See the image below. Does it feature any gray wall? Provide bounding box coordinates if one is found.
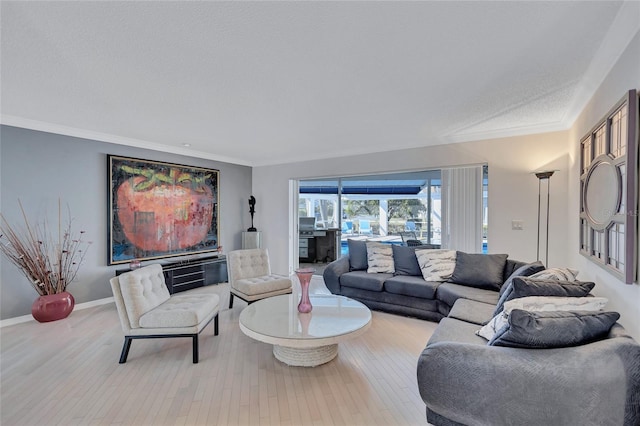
[253,131,570,275]
[0,125,252,320]
[567,29,640,341]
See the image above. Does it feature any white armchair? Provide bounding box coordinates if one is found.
[227,248,292,308]
[110,264,220,364]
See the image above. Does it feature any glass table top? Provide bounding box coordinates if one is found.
[239,294,371,341]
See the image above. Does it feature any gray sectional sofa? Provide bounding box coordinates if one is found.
[323,240,640,426]
[418,297,640,426]
[322,241,524,321]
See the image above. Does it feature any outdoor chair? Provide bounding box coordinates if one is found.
[400,231,428,247]
[227,248,292,309]
[110,264,220,364]
[341,221,353,235]
[400,231,440,248]
[359,219,372,235]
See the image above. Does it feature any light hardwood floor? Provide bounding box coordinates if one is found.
[1,281,437,426]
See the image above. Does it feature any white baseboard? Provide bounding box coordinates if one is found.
[0,296,114,328]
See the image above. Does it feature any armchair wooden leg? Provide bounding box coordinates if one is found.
[214,313,219,336]
[119,336,133,364]
[229,293,234,309]
[192,335,199,364]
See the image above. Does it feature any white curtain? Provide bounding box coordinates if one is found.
[441,166,483,253]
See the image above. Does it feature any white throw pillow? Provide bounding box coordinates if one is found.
[477,311,508,340]
[415,249,457,282]
[477,296,608,341]
[503,296,608,314]
[529,267,579,281]
[366,242,395,274]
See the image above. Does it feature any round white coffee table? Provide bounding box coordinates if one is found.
[239,294,372,367]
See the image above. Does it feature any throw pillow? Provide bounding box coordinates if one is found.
[529,267,579,281]
[415,249,457,282]
[503,296,608,313]
[449,252,509,290]
[391,245,421,276]
[478,295,608,341]
[488,310,620,348]
[348,239,368,271]
[499,261,546,296]
[477,311,509,340]
[493,277,595,316]
[366,242,395,274]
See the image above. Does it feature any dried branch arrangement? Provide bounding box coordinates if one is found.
[0,200,91,296]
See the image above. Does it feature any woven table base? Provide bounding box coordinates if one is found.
[273,344,338,367]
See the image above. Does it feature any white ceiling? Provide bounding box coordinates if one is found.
[1,1,638,167]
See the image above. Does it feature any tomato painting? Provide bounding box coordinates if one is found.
[108,156,219,264]
[116,176,214,252]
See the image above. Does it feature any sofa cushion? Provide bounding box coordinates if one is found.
[499,261,546,296]
[427,317,488,346]
[384,275,440,300]
[340,271,391,292]
[450,252,509,290]
[529,267,579,281]
[448,299,496,325]
[340,285,441,318]
[436,282,500,307]
[494,277,595,316]
[366,242,395,274]
[348,239,368,271]
[488,310,620,348]
[392,245,421,276]
[415,249,457,281]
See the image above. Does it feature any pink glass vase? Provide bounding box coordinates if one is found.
[295,268,315,313]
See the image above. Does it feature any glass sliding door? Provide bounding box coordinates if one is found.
[297,167,488,272]
[300,170,447,259]
[298,179,340,271]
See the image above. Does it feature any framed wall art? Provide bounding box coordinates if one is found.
[108,155,220,265]
[579,89,638,284]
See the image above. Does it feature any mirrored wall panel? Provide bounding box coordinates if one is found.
[579,90,638,284]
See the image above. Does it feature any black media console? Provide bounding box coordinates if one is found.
[116,255,228,294]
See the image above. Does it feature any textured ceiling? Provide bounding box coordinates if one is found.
[1,1,637,166]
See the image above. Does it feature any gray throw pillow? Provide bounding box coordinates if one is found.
[450,252,508,290]
[499,261,546,296]
[347,239,368,271]
[392,245,421,276]
[494,277,595,316]
[488,309,620,348]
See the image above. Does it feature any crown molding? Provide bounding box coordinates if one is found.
[0,115,253,167]
[442,121,568,145]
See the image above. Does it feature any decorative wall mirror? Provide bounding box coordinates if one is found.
[579,89,638,284]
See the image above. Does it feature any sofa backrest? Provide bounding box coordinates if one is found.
[503,259,528,280]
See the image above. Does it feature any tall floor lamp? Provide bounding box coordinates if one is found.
[535,171,555,265]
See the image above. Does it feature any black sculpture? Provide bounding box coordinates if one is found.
[247,196,257,232]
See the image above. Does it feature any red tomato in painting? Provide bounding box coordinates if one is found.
[116,176,214,252]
